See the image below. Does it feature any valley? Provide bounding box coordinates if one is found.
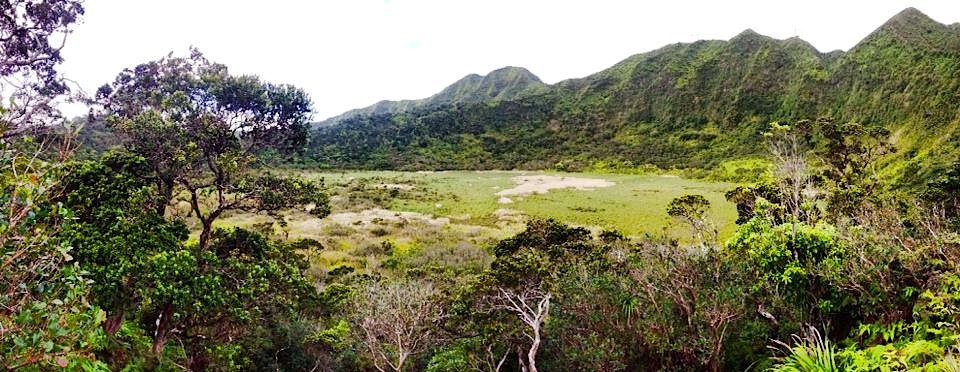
[206,170,738,275]
[6,3,960,370]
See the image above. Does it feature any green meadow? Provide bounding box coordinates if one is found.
[222,170,739,241]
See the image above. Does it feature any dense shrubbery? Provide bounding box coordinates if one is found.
[300,119,960,371]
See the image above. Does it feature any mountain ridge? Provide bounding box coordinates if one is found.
[320,66,545,124]
[308,8,960,182]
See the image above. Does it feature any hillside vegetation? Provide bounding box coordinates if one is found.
[7,4,960,371]
[309,8,960,182]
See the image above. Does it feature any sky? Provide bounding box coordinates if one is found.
[59,0,960,120]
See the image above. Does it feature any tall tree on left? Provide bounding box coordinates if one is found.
[0,0,84,139]
[1,1,108,370]
[94,49,330,249]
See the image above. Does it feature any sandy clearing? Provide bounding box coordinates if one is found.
[498,196,513,204]
[496,175,614,197]
[326,208,449,226]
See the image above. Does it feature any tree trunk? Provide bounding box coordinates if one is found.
[199,218,213,251]
[151,303,174,354]
[528,326,540,372]
[395,353,406,372]
[155,177,174,217]
[187,345,210,372]
[517,346,529,372]
[103,309,124,335]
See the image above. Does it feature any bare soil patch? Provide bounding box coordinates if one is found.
[326,208,449,227]
[496,175,614,197]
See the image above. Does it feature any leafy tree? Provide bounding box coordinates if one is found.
[724,200,847,334]
[0,0,85,139]
[667,194,716,247]
[57,152,187,333]
[546,265,632,371]
[453,220,593,372]
[0,1,107,369]
[810,117,893,217]
[0,142,108,370]
[94,49,327,248]
[56,152,317,369]
[725,179,783,224]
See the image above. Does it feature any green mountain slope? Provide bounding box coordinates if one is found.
[307,8,960,178]
[319,66,545,126]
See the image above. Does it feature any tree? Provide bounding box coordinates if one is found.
[0,1,106,369]
[725,180,783,224]
[0,140,108,369]
[0,0,84,139]
[472,220,589,372]
[764,121,815,221]
[56,152,188,332]
[94,49,327,249]
[624,242,749,371]
[483,279,550,372]
[351,280,443,372]
[55,152,318,369]
[667,194,716,248]
[811,117,893,217]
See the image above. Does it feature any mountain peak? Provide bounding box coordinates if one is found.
[729,28,773,50]
[857,7,959,53]
[485,66,542,83]
[431,66,543,104]
[782,36,822,54]
[881,7,937,31]
[891,7,927,20]
[732,29,761,39]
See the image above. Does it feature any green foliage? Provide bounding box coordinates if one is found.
[924,160,960,229]
[95,49,324,249]
[251,173,332,218]
[53,152,318,368]
[0,142,109,369]
[726,205,844,310]
[836,273,960,370]
[771,328,839,372]
[312,319,351,351]
[706,158,773,183]
[11,5,960,371]
[58,151,189,315]
[667,194,710,220]
[808,118,894,217]
[424,344,472,372]
[725,179,782,224]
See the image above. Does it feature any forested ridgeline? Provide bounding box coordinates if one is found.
[310,8,960,181]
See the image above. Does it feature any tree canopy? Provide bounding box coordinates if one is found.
[95,49,328,248]
[0,0,84,139]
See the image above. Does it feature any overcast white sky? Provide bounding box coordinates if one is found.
[59,1,960,120]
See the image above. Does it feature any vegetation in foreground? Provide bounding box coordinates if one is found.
[4,2,960,371]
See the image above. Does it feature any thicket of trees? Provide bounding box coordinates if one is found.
[4,2,960,371]
[2,2,327,369]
